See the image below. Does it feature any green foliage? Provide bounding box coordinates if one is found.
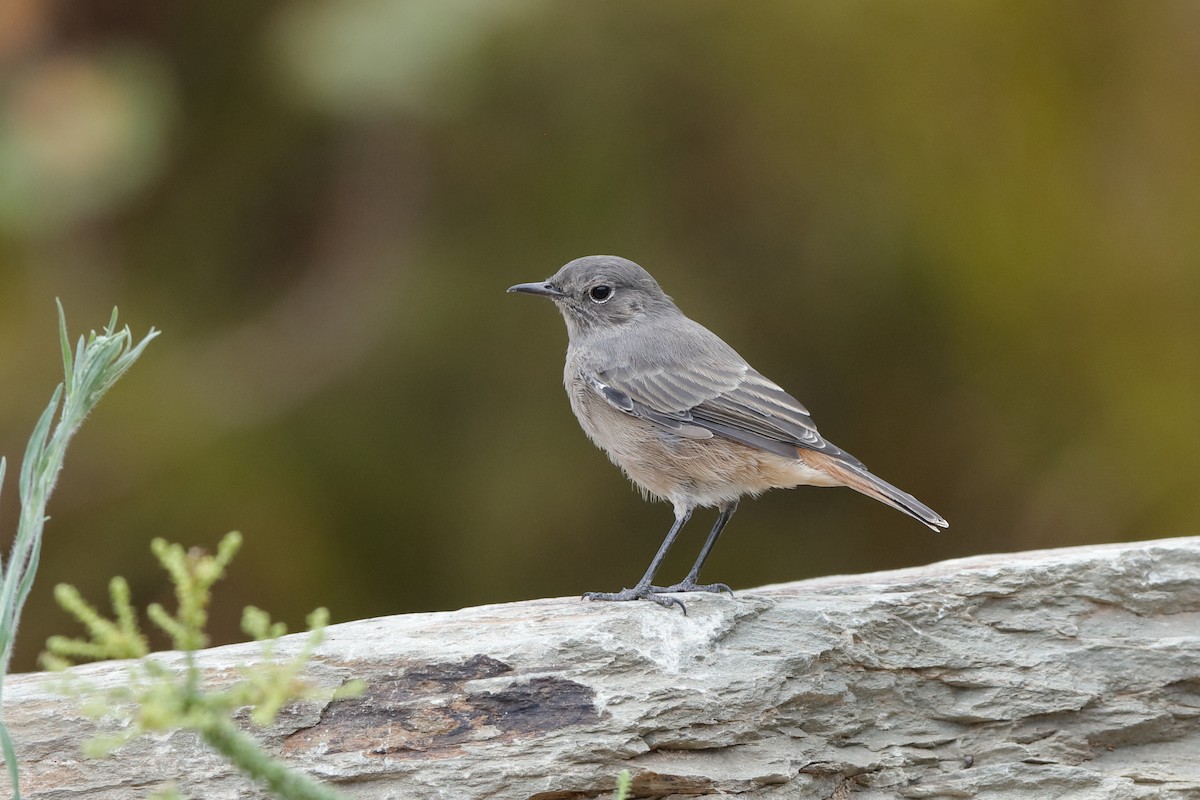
[0,304,156,800]
[146,533,243,651]
[42,532,246,668]
[614,769,632,800]
[44,533,361,800]
[236,606,365,728]
[41,579,149,670]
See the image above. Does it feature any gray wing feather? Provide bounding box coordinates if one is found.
[587,375,713,440]
[588,341,863,467]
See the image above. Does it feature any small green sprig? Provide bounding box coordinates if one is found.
[614,769,632,800]
[44,533,361,800]
[146,533,243,651]
[237,607,363,727]
[41,578,148,670]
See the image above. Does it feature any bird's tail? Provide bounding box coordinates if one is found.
[823,459,949,531]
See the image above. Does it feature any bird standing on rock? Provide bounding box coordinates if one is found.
[508,255,948,611]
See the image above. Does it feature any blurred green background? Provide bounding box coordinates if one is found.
[3,1,1198,671]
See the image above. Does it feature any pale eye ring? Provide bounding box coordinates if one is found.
[589,284,613,303]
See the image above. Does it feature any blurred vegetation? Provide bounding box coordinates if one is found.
[2,1,1198,671]
[43,532,360,800]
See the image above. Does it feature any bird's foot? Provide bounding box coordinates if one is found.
[583,586,686,612]
[651,579,734,597]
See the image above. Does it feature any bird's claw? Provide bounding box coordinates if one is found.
[582,580,734,612]
[583,587,687,613]
[650,580,734,597]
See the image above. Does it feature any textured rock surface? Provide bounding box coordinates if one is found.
[5,537,1200,799]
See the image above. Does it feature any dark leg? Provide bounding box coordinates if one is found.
[584,507,692,611]
[652,501,738,596]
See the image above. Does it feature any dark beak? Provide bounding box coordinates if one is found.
[507,281,565,298]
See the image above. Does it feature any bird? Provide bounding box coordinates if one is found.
[507,255,948,610]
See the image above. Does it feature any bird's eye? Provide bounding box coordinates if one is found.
[589,284,613,303]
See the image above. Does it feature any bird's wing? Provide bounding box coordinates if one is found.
[588,349,863,467]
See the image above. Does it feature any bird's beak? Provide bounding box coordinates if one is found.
[507,281,565,298]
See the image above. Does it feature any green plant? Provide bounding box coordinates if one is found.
[0,304,157,799]
[44,532,363,800]
[614,769,632,800]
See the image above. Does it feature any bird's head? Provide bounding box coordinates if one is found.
[507,255,676,341]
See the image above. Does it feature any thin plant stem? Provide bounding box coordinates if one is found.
[200,719,345,800]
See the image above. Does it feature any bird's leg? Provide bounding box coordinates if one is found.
[584,507,692,611]
[652,501,738,596]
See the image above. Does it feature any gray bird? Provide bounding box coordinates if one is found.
[508,255,948,610]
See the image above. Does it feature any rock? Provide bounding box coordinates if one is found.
[5,537,1200,799]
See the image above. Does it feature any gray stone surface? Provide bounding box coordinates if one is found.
[6,537,1200,799]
